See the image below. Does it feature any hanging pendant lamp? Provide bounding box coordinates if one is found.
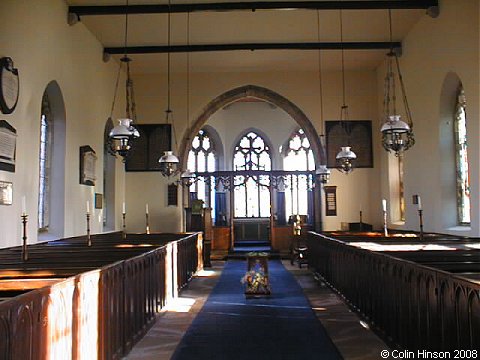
[314,10,331,184]
[335,10,356,174]
[158,0,180,177]
[108,0,140,161]
[380,9,415,156]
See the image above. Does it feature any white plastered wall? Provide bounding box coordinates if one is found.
[380,0,480,236]
[0,0,127,246]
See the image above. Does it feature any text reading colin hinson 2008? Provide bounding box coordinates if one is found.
[381,350,478,359]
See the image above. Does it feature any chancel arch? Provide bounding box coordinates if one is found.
[38,81,66,240]
[179,84,324,169]
[179,85,324,236]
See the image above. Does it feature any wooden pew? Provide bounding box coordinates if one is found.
[308,231,480,351]
[0,231,203,359]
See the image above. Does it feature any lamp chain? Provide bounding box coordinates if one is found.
[316,10,324,136]
[109,61,122,119]
[339,9,350,144]
[340,10,346,109]
[166,0,178,152]
[395,55,413,128]
[186,12,190,137]
[167,0,171,114]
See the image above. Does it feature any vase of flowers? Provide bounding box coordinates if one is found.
[241,252,271,297]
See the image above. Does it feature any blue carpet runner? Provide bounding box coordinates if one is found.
[171,260,343,360]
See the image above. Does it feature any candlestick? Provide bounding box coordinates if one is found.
[418,209,424,241]
[21,196,26,216]
[146,212,150,235]
[359,210,363,232]
[21,214,28,261]
[86,212,91,246]
[122,212,126,239]
[383,210,388,237]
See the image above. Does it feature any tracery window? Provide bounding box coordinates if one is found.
[282,128,314,221]
[187,129,216,212]
[38,93,53,230]
[454,87,470,224]
[233,131,271,218]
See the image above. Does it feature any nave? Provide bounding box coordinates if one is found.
[127,260,388,360]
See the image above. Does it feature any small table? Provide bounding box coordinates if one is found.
[242,252,271,297]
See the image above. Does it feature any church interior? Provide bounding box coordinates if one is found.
[0,0,479,358]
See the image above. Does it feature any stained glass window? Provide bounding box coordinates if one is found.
[38,93,53,230]
[454,87,470,224]
[233,131,271,218]
[283,129,314,220]
[398,155,405,222]
[187,129,216,213]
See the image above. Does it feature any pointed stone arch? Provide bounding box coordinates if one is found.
[179,84,324,168]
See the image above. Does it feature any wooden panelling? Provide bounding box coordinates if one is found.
[212,227,230,250]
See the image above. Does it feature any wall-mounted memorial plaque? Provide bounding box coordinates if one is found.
[0,181,12,205]
[325,120,373,168]
[0,120,16,172]
[79,145,97,186]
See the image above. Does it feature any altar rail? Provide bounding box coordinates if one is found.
[0,232,202,359]
[308,232,480,351]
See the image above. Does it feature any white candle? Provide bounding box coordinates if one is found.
[382,199,387,212]
[21,196,26,215]
[417,196,422,211]
[86,201,90,214]
[146,203,149,214]
[122,202,126,214]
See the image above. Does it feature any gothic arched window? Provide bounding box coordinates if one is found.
[282,128,314,222]
[187,129,217,211]
[233,131,271,218]
[38,93,53,231]
[454,87,470,224]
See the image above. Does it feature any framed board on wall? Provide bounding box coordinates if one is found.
[324,186,337,216]
[0,120,16,172]
[325,120,373,168]
[125,124,172,172]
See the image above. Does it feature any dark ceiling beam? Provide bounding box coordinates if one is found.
[69,1,438,16]
[104,41,401,55]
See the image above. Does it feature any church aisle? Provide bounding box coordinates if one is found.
[126,260,389,360]
[171,260,342,360]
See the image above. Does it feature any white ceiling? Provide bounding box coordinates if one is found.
[67,0,427,73]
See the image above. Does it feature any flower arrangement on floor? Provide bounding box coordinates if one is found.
[241,252,271,296]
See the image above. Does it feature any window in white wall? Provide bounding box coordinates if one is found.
[283,128,314,220]
[398,155,405,222]
[38,93,53,231]
[187,129,217,213]
[454,87,470,224]
[233,131,271,218]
